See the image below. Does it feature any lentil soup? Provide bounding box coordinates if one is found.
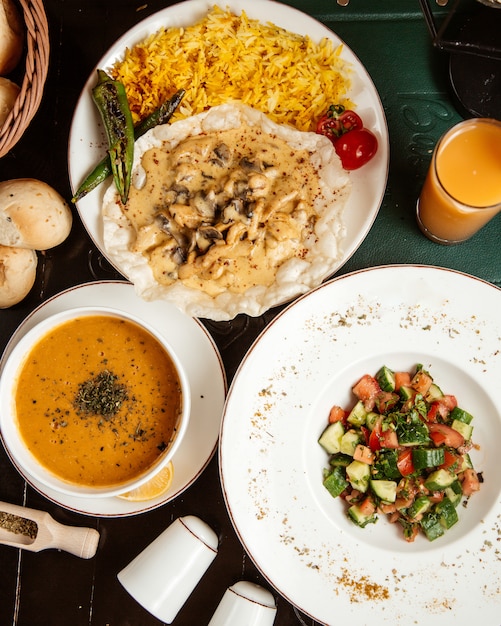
[14,314,183,488]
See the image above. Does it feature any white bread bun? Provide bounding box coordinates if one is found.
[0,244,37,308]
[0,76,19,126]
[0,178,73,250]
[0,0,24,75]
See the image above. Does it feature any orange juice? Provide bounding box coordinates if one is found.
[417,118,501,244]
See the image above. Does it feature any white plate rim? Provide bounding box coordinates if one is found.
[0,280,227,517]
[68,0,389,310]
[219,264,501,625]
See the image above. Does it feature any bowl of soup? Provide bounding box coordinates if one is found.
[0,306,191,498]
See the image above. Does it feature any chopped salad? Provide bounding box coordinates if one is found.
[319,365,482,542]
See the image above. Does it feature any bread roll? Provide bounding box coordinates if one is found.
[0,76,19,126]
[0,178,73,250]
[0,0,24,75]
[0,244,37,308]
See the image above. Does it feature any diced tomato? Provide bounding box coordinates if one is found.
[397,449,415,476]
[426,402,440,423]
[379,428,399,449]
[428,490,445,504]
[352,374,381,411]
[427,396,457,422]
[328,405,348,424]
[440,450,462,471]
[440,394,457,411]
[410,369,433,395]
[428,422,465,448]
[369,420,399,451]
[358,495,376,516]
[394,371,411,391]
[353,444,375,464]
[368,418,383,452]
[374,391,399,414]
[460,468,480,496]
[369,428,381,452]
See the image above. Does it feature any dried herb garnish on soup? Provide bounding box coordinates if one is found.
[74,369,129,418]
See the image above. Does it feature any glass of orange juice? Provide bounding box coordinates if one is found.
[416,118,501,244]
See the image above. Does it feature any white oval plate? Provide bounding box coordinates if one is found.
[0,281,227,517]
[68,0,389,307]
[219,265,501,625]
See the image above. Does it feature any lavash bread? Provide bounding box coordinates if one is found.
[0,0,24,75]
[0,76,19,126]
[0,178,73,250]
[0,244,37,308]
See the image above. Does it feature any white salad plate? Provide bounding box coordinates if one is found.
[0,281,227,517]
[68,0,389,305]
[219,265,501,626]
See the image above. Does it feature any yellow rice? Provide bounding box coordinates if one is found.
[110,5,352,132]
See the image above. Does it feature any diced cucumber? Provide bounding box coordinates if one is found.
[347,504,377,528]
[424,468,456,491]
[346,460,371,493]
[451,419,473,441]
[407,495,432,519]
[340,429,361,456]
[365,411,380,431]
[425,383,444,401]
[450,406,474,424]
[399,386,414,401]
[323,466,349,498]
[436,498,459,529]
[396,420,430,446]
[329,453,352,468]
[420,512,445,541]
[445,480,463,507]
[376,366,396,392]
[318,421,345,454]
[347,400,368,427]
[370,479,397,503]
[412,447,445,470]
[458,453,473,472]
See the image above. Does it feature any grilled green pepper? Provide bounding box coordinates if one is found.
[72,89,185,203]
[90,69,134,204]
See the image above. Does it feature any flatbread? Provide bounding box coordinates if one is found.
[102,103,350,321]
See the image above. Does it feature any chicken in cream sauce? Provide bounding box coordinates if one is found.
[125,123,327,296]
[102,104,351,320]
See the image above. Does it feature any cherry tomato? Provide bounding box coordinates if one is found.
[316,105,363,139]
[333,128,378,171]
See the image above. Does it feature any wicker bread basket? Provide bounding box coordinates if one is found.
[0,0,49,158]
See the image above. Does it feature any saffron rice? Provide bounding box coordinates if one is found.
[110,5,352,132]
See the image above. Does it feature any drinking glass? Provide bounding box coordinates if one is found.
[416,118,501,244]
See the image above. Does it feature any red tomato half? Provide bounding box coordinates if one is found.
[316,106,363,139]
[333,128,378,171]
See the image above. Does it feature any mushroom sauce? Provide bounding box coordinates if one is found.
[124,122,325,297]
[102,104,351,320]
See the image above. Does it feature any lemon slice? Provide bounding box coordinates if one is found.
[117,462,174,502]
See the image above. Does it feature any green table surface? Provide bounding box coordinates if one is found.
[0,2,499,626]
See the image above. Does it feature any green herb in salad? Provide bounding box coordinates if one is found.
[318,364,482,542]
